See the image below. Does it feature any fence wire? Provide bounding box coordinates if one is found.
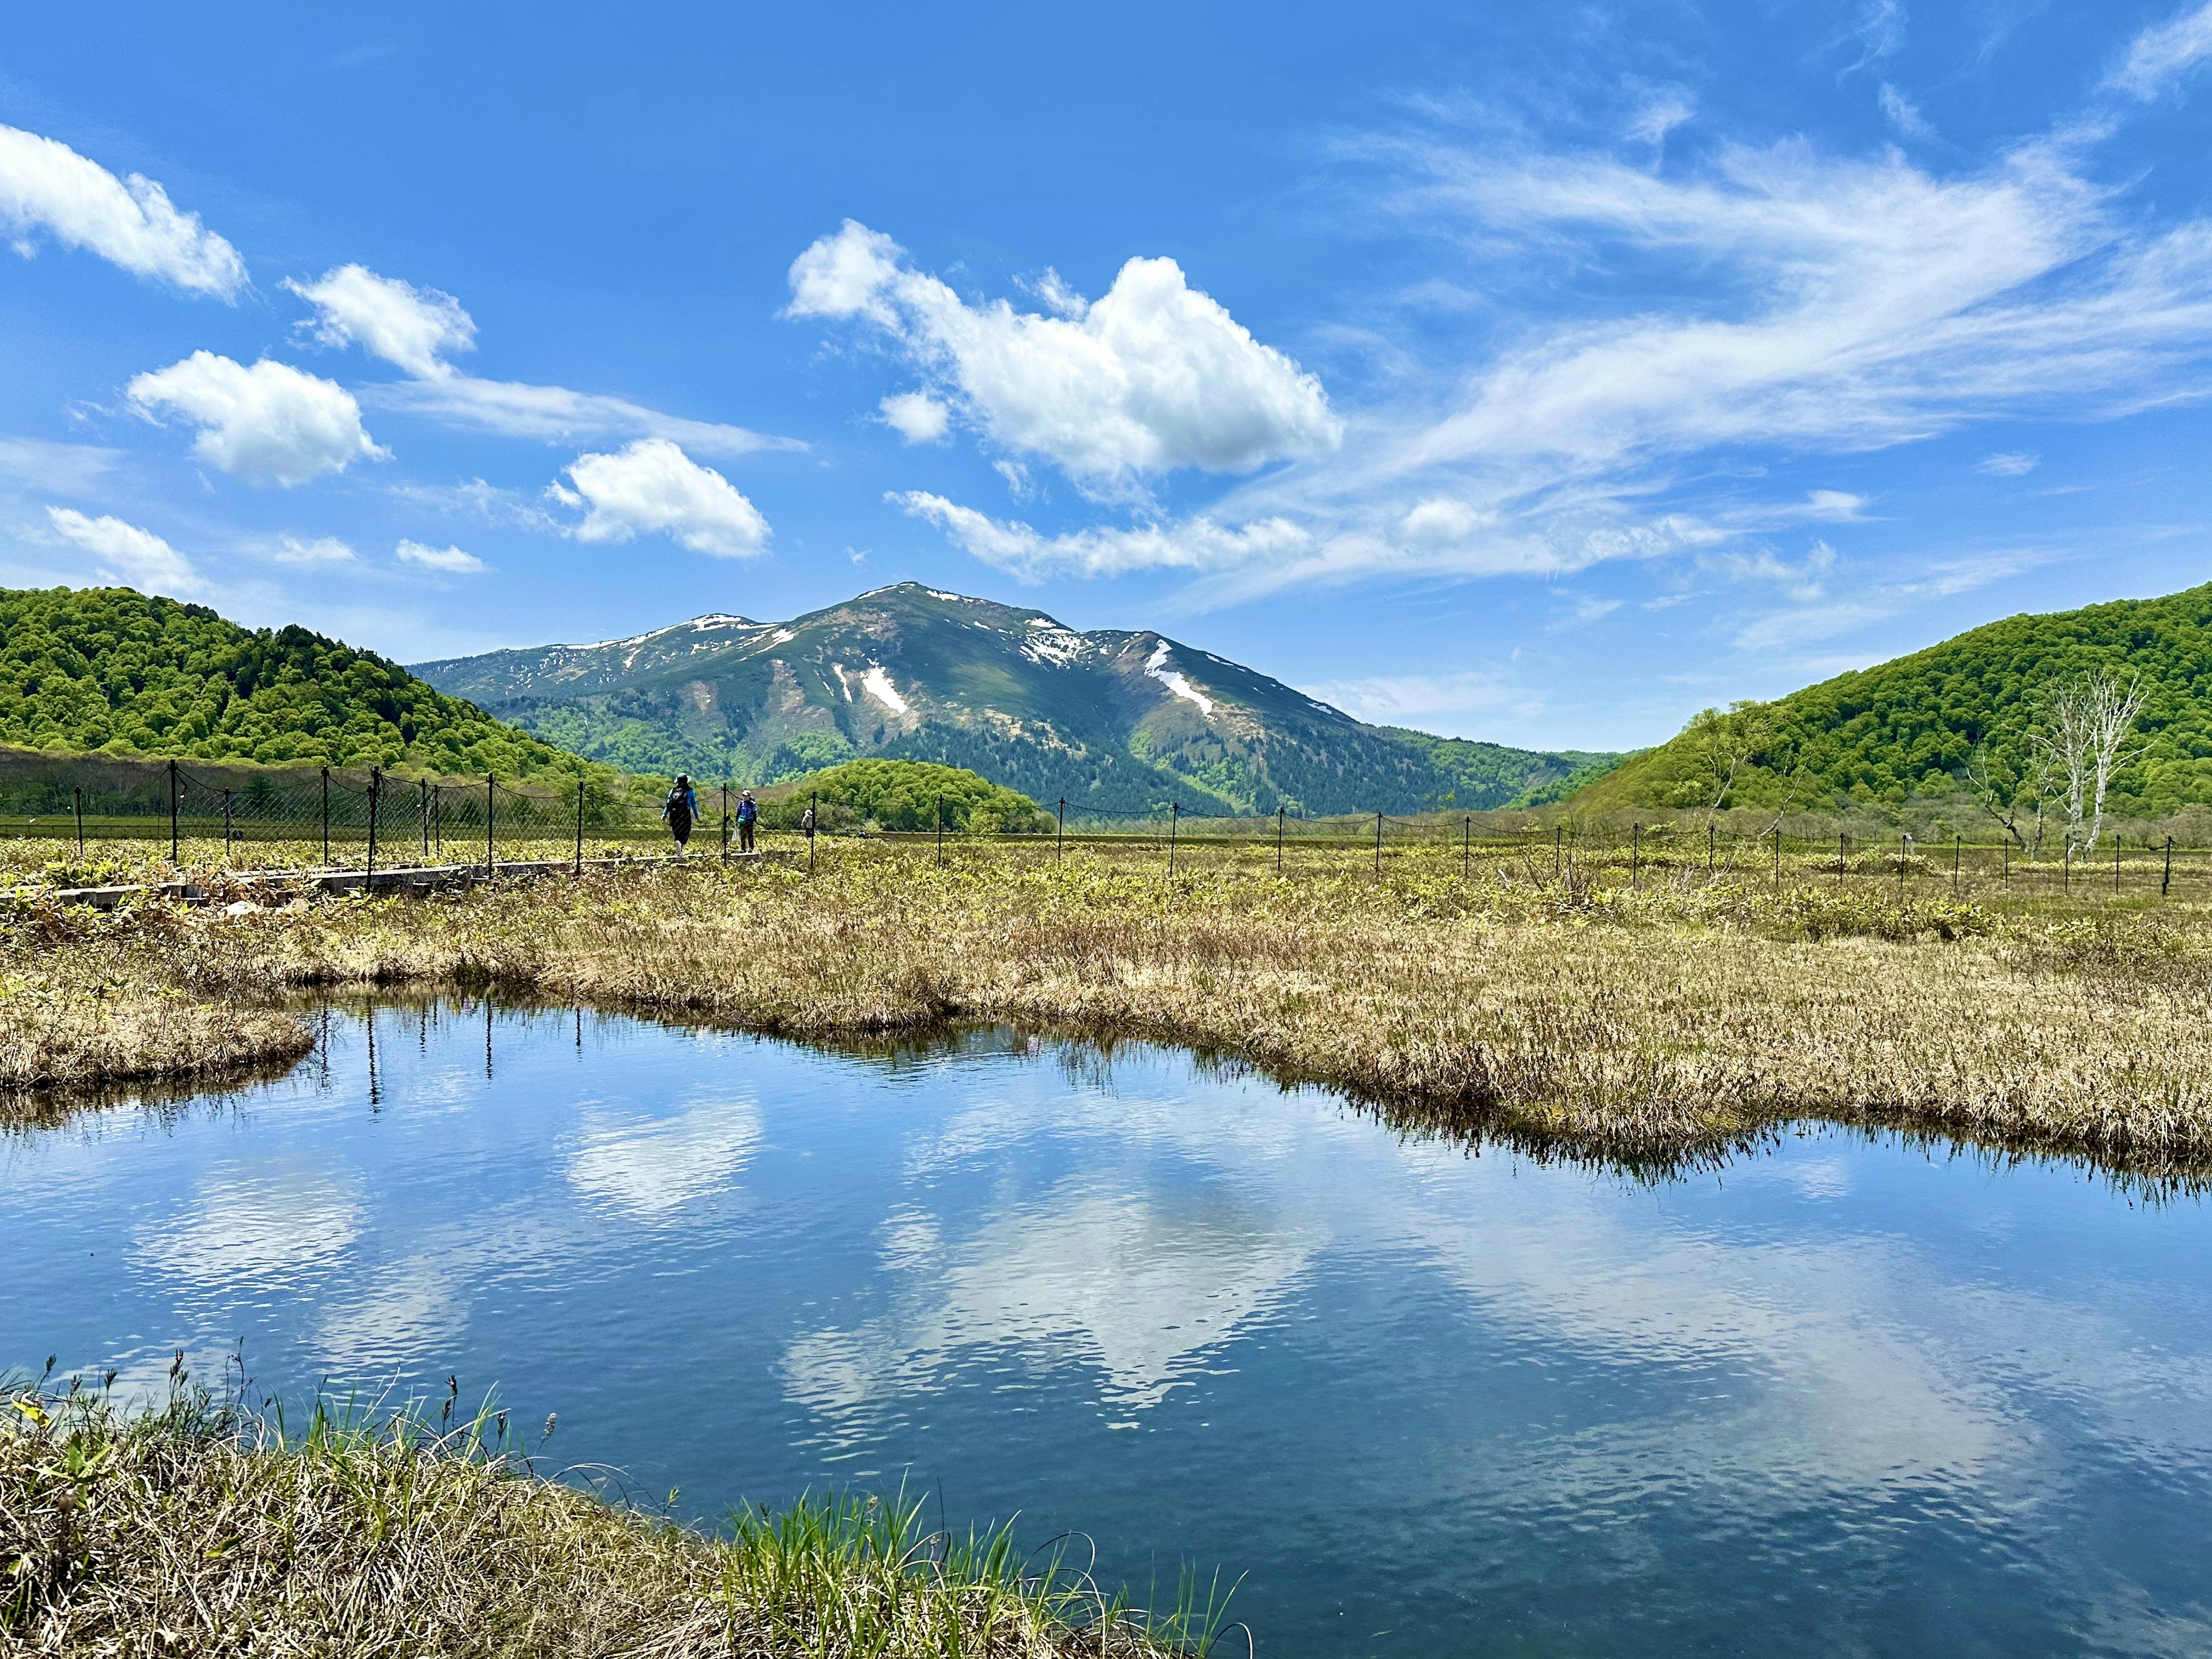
[7,761,629,872]
[5,756,2206,901]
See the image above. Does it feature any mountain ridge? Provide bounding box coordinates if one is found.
[412,582,1616,816]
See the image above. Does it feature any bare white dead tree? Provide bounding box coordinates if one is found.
[2026,669,2148,855]
[1681,700,1777,811]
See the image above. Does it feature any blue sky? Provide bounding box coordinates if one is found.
[5,2,2212,752]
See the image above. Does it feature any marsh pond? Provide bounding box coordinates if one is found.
[6,1005,2210,1656]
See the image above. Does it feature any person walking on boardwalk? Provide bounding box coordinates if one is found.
[662,774,698,851]
[736,788,758,854]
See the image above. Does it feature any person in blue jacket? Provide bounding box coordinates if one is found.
[661,774,698,850]
[736,788,758,853]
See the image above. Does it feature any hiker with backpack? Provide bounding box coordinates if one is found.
[736,789,758,853]
[661,774,698,850]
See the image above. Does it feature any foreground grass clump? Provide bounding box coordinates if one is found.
[1,1385,1198,1658]
[0,895,311,1100]
[11,834,2212,1181]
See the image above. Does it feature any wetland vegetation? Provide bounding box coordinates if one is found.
[9,829,2212,1184]
[1,1377,1205,1658]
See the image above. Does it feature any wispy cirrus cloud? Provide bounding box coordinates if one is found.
[896,25,2212,620]
[289,263,796,459]
[1301,667,1532,729]
[2105,1,2212,100]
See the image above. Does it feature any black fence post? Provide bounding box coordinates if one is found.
[1554,824,1562,879]
[1277,805,1286,876]
[936,794,944,866]
[321,767,330,868]
[1463,815,1471,881]
[2003,838,2010,889]
[1773,826,1781,888]
[1898,835,1906,903]
[1058,798,1067,863]
[74,785,84,856]
[366,768,380,884]
[222,789,233,865]
[2164,835,2174,897]
[1169,802,1180,874]
[1632,821,1641,888]
[1374,810,1383,878]
[1953,833,1961,896]
[1837,831,1845,878]
[168,758,179,866]
[808,792,818,874]
[2115,837,2122,894]
[1707,821,1715,877]
[486,772,495,878]
[2064,843,2071,893]
[575,779,586,877]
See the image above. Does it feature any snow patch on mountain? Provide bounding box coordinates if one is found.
[1145,642,1215,717]
[1021,621,1090,668]
[861,665,911,714]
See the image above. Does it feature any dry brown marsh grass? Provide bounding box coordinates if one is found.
[10,835,2212,1179]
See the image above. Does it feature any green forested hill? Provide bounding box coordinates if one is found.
[0,585,590,778]
[1577,582,2212,815]
[759,759,1048,832]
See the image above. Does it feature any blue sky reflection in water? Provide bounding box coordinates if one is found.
[5,1005,2211,1656]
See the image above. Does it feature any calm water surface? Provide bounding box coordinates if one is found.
[5,1005,2210,1657]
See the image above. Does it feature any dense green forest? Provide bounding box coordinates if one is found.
[0,586,592,779]
[1580,582,2212,816]
[760,759,1048,833]
[1380,729,1627,809]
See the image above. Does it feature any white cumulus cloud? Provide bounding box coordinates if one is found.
[553,438,769,558]
[127,352,384,486]
[395,539,486,574]
[790,220,1340,493]
[880,390,950,444]
[286,263,475,378]
[46,506,204,597]
[0,122,246,299]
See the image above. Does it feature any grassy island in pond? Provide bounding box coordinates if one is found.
[9,831,2212,1186]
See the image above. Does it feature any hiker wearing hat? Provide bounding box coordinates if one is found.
[662,774,699,850]
[736,787,759,853]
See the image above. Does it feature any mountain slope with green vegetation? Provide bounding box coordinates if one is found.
[414,583,1621,816]
[1576,581,2212,817]
[0,585,592,779]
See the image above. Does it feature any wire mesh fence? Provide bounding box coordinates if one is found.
[5,755,2209,903]
[0,758,646,874]
[877,799,2210,902]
